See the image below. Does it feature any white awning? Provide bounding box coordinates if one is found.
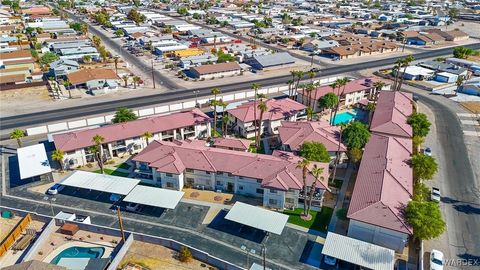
[322,232,395,270]
[225,202,289,235]
[17,144,52,179]
[59,170,140,195]
[123,185,184,209]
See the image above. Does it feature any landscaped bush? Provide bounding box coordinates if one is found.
[178,246,192,262]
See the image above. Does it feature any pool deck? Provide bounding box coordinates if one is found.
[32,225,120,263]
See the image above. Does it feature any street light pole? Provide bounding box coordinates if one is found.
[194,90,200,107]
[151,59,156,89]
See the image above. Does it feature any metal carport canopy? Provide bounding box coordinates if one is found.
[17,144,52,179]
[224,202,289,235]
[59,170,140,195]
[322,232,395,270]
[123,185,184,209]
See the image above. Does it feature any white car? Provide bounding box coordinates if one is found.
[47,184,64,195]
[430,249,444,270]
[324,255,337,266]
[424,147,432,156]
[431,187,441,202]
[126,202,141,212]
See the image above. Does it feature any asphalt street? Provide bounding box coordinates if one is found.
[2,42,480,131]
[404,87,480,268]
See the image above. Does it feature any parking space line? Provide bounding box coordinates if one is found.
[461,120,480,126]
[463,130,480,137]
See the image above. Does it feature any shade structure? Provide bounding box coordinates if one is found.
[123,185,184,209]
[17,144,52,179]
[59,170,140,195]
[322,232,395,270]
[225,202,289,235]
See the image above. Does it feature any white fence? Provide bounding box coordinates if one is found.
[26,76,340,136]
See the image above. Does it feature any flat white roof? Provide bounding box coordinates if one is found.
[17,144,52,179]
[225,202,289,235]
[405,66,435,76]
[123,185,184,209]
[322,233,395,270]
[60,170,140,195]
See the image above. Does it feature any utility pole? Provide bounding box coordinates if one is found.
[151,59,156,89]
[117,207,126,242]
[262,243,266,270]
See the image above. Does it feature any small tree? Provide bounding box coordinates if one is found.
[122,75,129,87]
[299,141,330,162]
[51,149,65,172]
[306,165,324,215]
[178,246,192,262]
[92,134,105,173]
[132,76,141,89]
[348,147,363,165]
[63,80,72,99]
[296,159,310,217]
[256,100,268,148]
[411,154,438,183]
[342,121,371,150]
[318,92,338,124]
[10,128,25,147]
[405,200,445,240]
[40,52,59,65]
[114,29,124,38]
[82,55,92,63]
[143,131,153,146]
[112,107,138,123]
[407,112,431,138]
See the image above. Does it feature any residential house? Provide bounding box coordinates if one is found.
[0,50,35,83]
[244,52,296,70]
[278,120,347,160]
[302,40,339,52]
[189,62,242,79]
[427,29,469,42]
[405,32,445,45]
[400,66,435,80]
[67,68,119,94]
[321,41,398,60]
[227,98,306,138]
[47,59,80,80]
[179,53,218,69]
[132,139,330,209]
[52,109,211,168]
[58,46,100,61]
[347,91,414,252]
[297,77,391,112]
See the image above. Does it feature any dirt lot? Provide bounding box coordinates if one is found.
[119,241,216,270]
[460,102,480,113]
[0,216,22,242]
[0,85,51,116]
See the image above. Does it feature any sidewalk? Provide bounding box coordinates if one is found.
[327,163,354,232]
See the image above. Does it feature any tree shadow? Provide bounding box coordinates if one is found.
[453,204,480,215]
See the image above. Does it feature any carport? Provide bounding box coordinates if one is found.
[123,185,184,209]
[17,144,52,180]
[322,232,395,270]
[225,202,289,235]
[59,170,140,195]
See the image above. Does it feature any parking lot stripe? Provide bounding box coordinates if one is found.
[463,130,480,137]
[461,120,480,126]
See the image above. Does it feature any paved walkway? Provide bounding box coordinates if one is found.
[327,163,354,232]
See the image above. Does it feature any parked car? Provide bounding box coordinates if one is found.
[431,187,441,202]
[424,147,432,156]
[413,94,419,102]
[109,193,121,202]
[126,202,141,212]
[323,255,337,266]
[47,184,64,195]
[430,249,444,270]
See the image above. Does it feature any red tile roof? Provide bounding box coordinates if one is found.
[53,109,211,152]
[278,120,347,152]
[370,91,413,138]
[133,140,330,192]
[227,98,306,123]
[300,77,389,100]
[212,137,251,151]
[0,50,33,60]
[67,68,119,85]
[347,133,413,235]
[21,7,51,15]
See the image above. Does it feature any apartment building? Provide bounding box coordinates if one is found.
[132,140,330,210]
[52,109,211,168]
[227,98,306,138]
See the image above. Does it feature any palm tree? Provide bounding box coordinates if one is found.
[51,149,65,172]
[293,70,304,98]
[92,134,105,174]
[455,75,465,95]
[113,56,119,74]
[63,80,72,99]
[213,34,217,52]
[143,131,153,146]
[122,75,129,87]
[221,100,228,137]
[83,55,92,63]
[308,70,316,83]
[132,76,141,89]
[372,80,385,104]
[331,78,349,125]
[211,87,222,136]
[366,102,376,127]
[396,55,415,91]
[328,82,339,124]
[306,107,315,121]
[306,165,324,215]
[80,23,88,36]
[251,83,261,144]
[296,159,310,217]
[16,34,22,49]
[92,35,101,47]
[330,125,344,185]
[392,59,404,91]
[286,79,294,99]
[306,83,315,109]
[10,128,25,148]
[256,101,268,149]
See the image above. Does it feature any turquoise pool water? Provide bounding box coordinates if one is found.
[51,246,105,265]
[333,109,365,125]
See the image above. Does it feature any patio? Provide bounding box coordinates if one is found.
[182,188,263,206]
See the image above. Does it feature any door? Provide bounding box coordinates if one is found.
[227,182,234,193]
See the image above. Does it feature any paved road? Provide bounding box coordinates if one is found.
[2,43,480,131]
[404,86,480,268]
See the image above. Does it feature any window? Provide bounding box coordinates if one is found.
[256,179,262,184]
[285,198,294,204]
[216,171,223,175]
[165,173,173,177]
[238,186,244,190]
[269,199,277,205]
[66,151,75,155]
[270,189,277,194]
[239,176,244,179]
[166,182,173,188]
[256,188,264,194]
[216,181,222,186]
[186,168,194,173]
[227,173,233,177]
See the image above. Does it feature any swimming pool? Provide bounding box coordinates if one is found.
[332,109,365,125]
[51,246,105,265]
